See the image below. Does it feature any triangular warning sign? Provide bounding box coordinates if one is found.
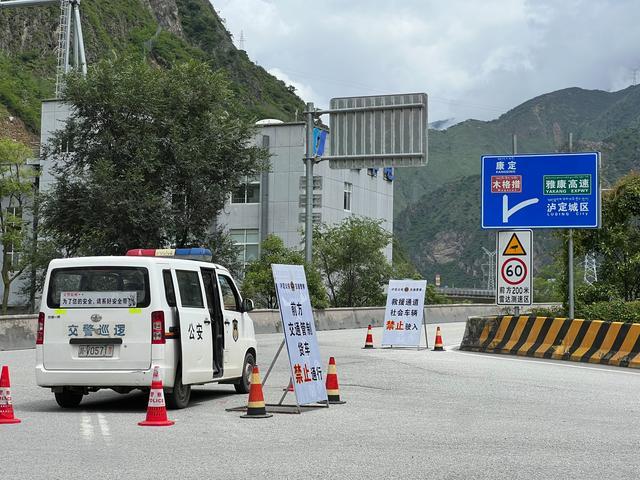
[503,233,526,256]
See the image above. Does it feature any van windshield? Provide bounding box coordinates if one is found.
[47,267,150,308]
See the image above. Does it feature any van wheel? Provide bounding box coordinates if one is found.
[165,365,191,409]
[234,352,255,394]
[54,389,83,408]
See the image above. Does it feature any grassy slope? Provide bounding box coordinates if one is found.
[0,0,304,135]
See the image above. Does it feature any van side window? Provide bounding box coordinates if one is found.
[162,270,176,307]
[176,270,204,308]
[218,274,240,311]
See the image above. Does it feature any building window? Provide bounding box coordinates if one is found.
[231,176,260,204]
[230,228,259,269]
[299,175,323,190]
[343,182,352,211]
[298,194,322,208]
[298,213,322,224]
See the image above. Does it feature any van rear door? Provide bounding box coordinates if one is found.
[42,266,152,371]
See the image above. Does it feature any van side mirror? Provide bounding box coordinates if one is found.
[241,298,254,313]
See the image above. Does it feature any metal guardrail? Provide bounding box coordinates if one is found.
[435,287,495,298]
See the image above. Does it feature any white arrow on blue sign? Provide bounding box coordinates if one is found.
[481,152,600,229]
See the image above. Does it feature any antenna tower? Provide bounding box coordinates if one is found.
[0,0,87,98]
[481,246,496,291]
[584,252,598,285]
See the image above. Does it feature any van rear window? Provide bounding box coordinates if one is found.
[47,267,150,308]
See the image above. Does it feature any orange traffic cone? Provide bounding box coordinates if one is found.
[241,365,272,419]
[138,366,174,427]
[282,378,294,392]
[362,325,375,349]
[325,357,346,404]
[0,365,21,424]
[433,326,444,351]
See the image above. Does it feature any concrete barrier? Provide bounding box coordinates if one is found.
[0,304,558,351]
[460,315,640,368]
[0,314,37,351]
[232,303,559,333]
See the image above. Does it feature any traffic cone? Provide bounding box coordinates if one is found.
[241,365,272,419]
[0,365,21,424]
[433,326,444,351]
[138,366,174,427]
[362,325,375,349]
[282,377,294,392]
[325,357,346,404]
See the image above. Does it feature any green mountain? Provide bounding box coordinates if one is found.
[0,0,304,135]
[395,86,640,287]
[395,86,640,213]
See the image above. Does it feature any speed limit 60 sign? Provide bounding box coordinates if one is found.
[496,230,532,306]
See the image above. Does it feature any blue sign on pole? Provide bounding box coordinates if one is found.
[481,152,600,229]
[313,128,327,157]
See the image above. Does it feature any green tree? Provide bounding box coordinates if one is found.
[533,263,563,303]
[313,217,393,307]
[574,173,640,301]
[242,235,328,309]
[0,139,37,314]
[206,225,243,278]
[41,56,267,255]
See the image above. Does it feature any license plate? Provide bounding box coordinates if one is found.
[78,345,114,358]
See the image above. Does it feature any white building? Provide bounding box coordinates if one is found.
[0,107,393,308]
[218,120,394,268]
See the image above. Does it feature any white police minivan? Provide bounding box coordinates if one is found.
[35,248,257,409]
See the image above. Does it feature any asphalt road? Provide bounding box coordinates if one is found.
[2,323,640,479]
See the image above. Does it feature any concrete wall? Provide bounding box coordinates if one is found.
[249,304,558,334]
[0,304,558,350]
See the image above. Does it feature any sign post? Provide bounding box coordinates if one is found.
[482,152,600,314]
[381,280,428,349]
[302,93,428,262]
[271,264,328,408]
[496,231,532,306]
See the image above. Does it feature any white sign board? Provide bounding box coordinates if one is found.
[496,230,533,306]
[272,264,328,406]
[381,280,427,346]
[60,291,137,308]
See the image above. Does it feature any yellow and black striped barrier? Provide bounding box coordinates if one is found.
[460,316,640,368]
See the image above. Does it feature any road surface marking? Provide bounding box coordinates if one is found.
[80,413,94,442]
[97,413,112,445]
[453,348,640,376]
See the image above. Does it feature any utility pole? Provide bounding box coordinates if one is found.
[568,132,574,318]
[512,133,520,317]
[304,102,316,264]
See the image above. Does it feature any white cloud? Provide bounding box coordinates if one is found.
[214,0,640,122]
[266,67,322,106]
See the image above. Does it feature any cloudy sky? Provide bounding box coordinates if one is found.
[214,0,639,124]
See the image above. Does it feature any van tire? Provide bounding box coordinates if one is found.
[234,352,255,394]
[54,389,83,408]
[165,365,191,409]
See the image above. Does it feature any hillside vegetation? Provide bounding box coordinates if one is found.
[395,85,640,286]
[0,0,304,135]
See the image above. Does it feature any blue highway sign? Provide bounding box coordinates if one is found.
[481,152,600,229]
